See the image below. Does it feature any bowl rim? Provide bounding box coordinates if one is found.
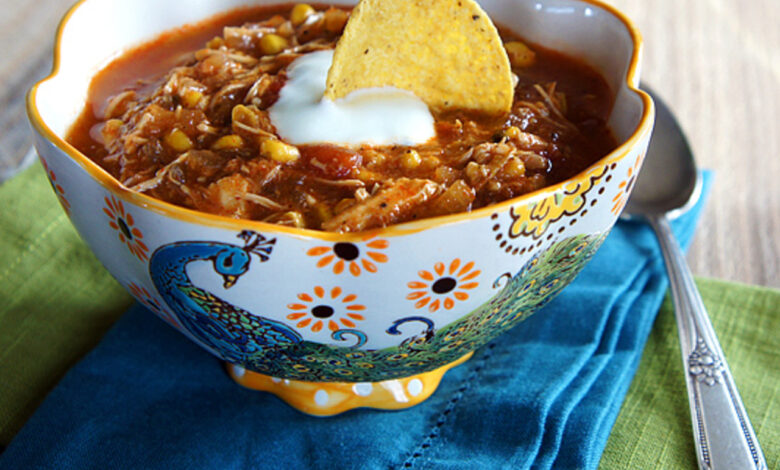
[27,0,655,242]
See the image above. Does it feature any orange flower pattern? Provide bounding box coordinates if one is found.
[41,159,71,215]
[103,196,149,262]
[307,238,389,276]
[611,154,643,215]
[407,259,480,313]
[127,282,182,328]
[287,286,366,333]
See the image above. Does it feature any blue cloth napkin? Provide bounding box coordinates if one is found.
[0,174,712,470]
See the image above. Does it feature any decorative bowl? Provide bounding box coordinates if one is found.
[28,0,654,415]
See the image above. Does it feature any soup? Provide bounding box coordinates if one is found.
[67,3,616,232]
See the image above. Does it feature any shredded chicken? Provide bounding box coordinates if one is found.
[323,179,442,232]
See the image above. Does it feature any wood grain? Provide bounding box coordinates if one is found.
[0,0,72,181]
[607,0,780,287]
[0,0,777,287]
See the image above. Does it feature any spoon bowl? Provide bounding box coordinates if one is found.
[625,89,701,218]
[626,87,765,470]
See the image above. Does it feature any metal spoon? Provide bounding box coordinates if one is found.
[625,87,766,470]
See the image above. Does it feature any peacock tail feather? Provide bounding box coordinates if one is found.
[240,233,608,382]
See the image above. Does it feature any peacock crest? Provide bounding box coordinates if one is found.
[237,230,275,261]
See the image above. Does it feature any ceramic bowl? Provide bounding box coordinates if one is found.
[28,0,653,415]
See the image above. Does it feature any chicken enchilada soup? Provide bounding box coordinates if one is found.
[67,3,617,233]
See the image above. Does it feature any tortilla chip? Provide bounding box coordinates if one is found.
[325,0,513,115]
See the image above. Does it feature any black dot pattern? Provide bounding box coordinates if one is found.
[117,218,133,240]
[311,305,334,318]
[333,242,359,261]
[432,277,457,294]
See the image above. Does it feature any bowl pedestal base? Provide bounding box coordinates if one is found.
[226,353,473,416]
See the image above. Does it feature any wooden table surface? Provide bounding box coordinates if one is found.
[1,0,777,287]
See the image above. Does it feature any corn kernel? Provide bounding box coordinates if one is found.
[501,158,526,178]
[355,168,380,184]
[400,150,422,170]
[291,4,315,26]
[181,89,204,108]
[324,8,348,33]
[505,41,536,68]
[206,37,224,49]
[212,134,244,150]
[164,128,194,152]
[487,180,502,192]
[504,126,521,140]
[261,139,301,163]
[420,156,441,171]
[260,34,288,55]
[364,151,386,168]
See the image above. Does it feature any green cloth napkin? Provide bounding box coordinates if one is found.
[602,279,779,469]
[1,163,778,468]
[0,163,132,446]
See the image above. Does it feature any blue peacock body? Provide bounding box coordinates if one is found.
[149,230,606,382]
[149,232,303,366]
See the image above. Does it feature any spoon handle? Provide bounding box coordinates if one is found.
[648,215,766,470]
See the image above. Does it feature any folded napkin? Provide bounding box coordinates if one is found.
[0,164,132,447]
[601,278,779,469]
[0,167,754,470]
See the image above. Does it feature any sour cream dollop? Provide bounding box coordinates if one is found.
[269,50,435,146]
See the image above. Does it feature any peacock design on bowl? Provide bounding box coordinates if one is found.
[149,229,606,382]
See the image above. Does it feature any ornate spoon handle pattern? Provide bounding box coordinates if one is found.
[649,215,766,470]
